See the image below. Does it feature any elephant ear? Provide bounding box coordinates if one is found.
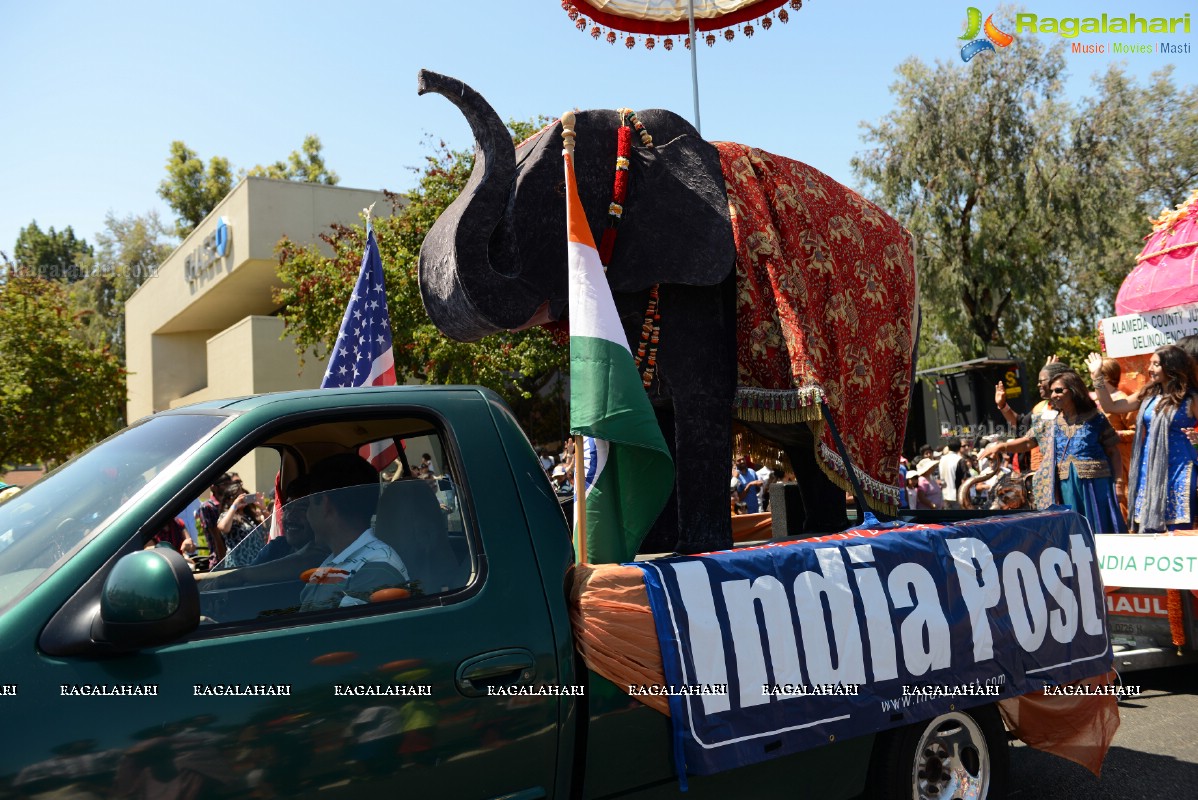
[605,114,735,293]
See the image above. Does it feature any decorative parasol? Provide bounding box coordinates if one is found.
[560,0,808,132]
[1115,188,1198,315]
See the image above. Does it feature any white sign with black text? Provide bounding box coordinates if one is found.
[1101,302,1198,358]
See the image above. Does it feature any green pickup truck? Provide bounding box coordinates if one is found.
[0,386,1008,799]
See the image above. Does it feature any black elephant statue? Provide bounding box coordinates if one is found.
[416,70,918,555]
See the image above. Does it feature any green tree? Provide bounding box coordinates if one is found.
[12,221,94,282]
[1060,65,1198,334]
[853,29,1198,371]
[274,120,567,422]
[852,32,1073,369]
[157,141,235,238]
[68,211,173,365]
[0,271,125,467]
[159,136,341,239]
[246,134,339,184]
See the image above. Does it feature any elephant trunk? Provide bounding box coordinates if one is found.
[416,70,542,342]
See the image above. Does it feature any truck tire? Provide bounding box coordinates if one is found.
[866,704,1008,800]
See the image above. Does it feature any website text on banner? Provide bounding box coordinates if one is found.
[637,510,1111,776]
[1096,532,1198,590]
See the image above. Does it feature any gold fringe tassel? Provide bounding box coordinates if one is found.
[733,406,822,424]
[814,441,900,517]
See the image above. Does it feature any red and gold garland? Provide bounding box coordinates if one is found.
[598,109,660,389]
[561,0,807,51]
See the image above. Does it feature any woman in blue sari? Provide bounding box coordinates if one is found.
[981,371,1126,533]
[1088,345,1198,533]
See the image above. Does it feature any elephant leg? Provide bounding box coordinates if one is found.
[626,279,737,555]
[741,420,850,535]
[639,405,680,553]
[638,399,735,554]
[671,398,735,553]
[783,441,849,533]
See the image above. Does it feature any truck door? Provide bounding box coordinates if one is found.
[8,403,561,800]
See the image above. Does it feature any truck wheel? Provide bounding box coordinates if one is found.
[868,705,1008,800]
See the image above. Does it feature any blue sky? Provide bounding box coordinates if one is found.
[1,0,1195,256]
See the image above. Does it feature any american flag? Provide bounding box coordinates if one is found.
[322,226,399,468]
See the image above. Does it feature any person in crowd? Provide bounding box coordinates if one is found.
[995,357,1070,472]
[977,436,998,474]
[195,473,233,564]
[1093,357,1135,518]
[734,454,764,514]
[904,469,920,510]
[434,474,458,514]
[180,537,198,570]
[982,371,1126,532]
[938,439,969,510]
[896,456,910,509]
[538,449,554,473]
[965,452,981,478]
[216,478,267,567]
[146,516,188,551]
[421,453,438,476]
[757,462,775,512]
[730,463,745,515]
[551,465,573,496]
[561,439,576,476]
[299,454,408,612]
[1087,346,1198,532]
[912,457,942,510]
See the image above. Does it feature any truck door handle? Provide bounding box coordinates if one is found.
[456,648,536,697]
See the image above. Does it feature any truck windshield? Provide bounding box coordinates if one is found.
[0,414,225,613]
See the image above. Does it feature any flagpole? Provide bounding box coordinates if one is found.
[562,111,588,564]
[573,434,588,563]
[687,0,701,135]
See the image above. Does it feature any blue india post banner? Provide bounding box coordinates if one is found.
[635,509,1111,776]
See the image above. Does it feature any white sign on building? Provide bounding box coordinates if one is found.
[1100,301,1198,357]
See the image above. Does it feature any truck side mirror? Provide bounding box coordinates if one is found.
[97,548,199,649]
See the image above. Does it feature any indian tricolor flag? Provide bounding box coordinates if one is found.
[565,148,674,564]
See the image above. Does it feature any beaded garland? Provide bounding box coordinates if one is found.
[559,0,805,50]
[599,108,660,390]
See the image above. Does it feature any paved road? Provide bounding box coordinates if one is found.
[1009,665,1198,798]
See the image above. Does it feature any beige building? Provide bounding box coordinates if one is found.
[125,177,393,489]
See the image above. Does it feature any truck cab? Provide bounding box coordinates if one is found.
[0,387,1006,799]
